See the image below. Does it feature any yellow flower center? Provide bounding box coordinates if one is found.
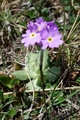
[47,37,53,42]
[30,33,36,38]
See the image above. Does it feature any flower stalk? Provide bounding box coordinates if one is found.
[39,50,47,110]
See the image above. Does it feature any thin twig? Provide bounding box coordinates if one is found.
[3,86,80,95]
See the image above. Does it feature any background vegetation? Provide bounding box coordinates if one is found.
[0,0,80,119]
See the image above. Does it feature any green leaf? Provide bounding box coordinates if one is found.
[26,78,41,90]
[49,66,61,74]
[45,66,61,82]
[25,50,50,80]
[0,90,3,99]
[12,70,28,80]
[0,76,12,88]
[41,8,50,20]
[0,76,19,88]
[10,78,19,87]
[27,9,38,19]
[7,108,17,117]
[0,104,3,109]
[76,77,80,82]
[25,52,40,78]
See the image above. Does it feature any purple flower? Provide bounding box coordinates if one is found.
[47,21,58,31]
[21,30,41,46]
[47,20,55,26]
[27,21,34,30]
[21,17,63,49]
[35,17,46,31]
[36,17,45,24]
[40,28,63,49]
[36,22,46,32]
[27,22,38,32]
[27,18,46,32]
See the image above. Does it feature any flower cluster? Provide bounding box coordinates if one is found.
[21,17,63,49]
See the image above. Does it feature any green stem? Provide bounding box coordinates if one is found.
[39,50,47,111]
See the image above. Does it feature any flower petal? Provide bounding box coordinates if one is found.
[36,17,44,23]
[21,37,28,43]
[24,40,30,46]
[41,40,48,49]
[41,28,48,39]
